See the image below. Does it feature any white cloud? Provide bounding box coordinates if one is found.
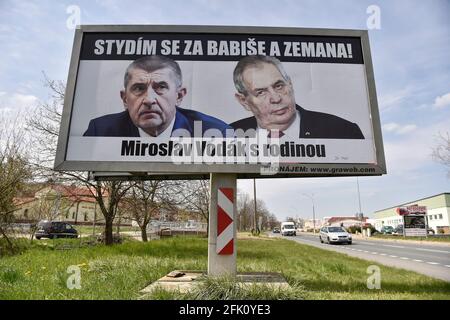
[396,124,417,134]
[0,92,38,109]
[383,122,399,132]
[382,122,417,135]
[0,92,38,143]
[383,118,450,175]
[378,87,412,111]
[433,92,450,109]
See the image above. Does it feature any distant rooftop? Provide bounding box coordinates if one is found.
[374,192,450,213]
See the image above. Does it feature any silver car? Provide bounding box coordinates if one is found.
[319,226,352,244]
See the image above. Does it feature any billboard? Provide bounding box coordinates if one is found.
[404,215,427,237]
[55,25,386,178]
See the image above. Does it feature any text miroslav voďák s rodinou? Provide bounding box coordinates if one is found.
[120,140,326,158]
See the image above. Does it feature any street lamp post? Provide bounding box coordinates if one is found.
[303,193,316,233]
[356,177,364,236]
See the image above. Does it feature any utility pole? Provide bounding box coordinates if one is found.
[303,193,316,233]
[357,177,363,235]
[356,177,362,215]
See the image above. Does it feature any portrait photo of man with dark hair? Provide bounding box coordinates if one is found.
[83,55,231,138]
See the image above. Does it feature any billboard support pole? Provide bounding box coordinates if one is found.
[253,178,257,234]
[208,173,237,277]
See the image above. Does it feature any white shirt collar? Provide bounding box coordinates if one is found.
[257,110,300,139]
[138,116,176,138]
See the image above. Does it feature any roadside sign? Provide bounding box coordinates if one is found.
[55,25,386,179]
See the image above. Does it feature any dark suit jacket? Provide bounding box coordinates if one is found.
[230,105,364,139]
[83,107,231,137]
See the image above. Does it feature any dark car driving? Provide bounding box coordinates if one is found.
[35,221,78,239]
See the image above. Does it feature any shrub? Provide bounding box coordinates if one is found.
[363,225,377,235]
[347,226,361,234]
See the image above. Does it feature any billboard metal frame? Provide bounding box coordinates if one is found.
[54,25,386,179]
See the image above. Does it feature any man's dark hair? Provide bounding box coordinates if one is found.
[124,55,183,89]
[233,55,291,96]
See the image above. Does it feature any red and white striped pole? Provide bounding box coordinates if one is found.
[217,187,234,255]
[208,173,237,276]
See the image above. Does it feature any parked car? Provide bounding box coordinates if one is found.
[380,226,395,234]
[392,224,404,235]
[319,226,352,244]
[281,222,296,236]
[272,227,280,233]
[35,220,78,239]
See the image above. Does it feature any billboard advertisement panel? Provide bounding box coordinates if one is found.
[55,25,386,178]
[404,215,427,237]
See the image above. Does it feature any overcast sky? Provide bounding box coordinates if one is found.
[0,0,449,221]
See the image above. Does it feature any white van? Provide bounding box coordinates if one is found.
[281,222,296,236]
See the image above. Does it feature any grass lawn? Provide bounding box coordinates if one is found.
[74,225,139,235]
[0,236,449,300]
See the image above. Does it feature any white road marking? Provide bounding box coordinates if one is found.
[294,237,450,270]
[357,240,449,252]
[415,248,450,254]
[383,245,405,249]
[358,242,377,246]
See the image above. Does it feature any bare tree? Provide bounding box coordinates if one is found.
[26,77,129,245]
[237,192,253,231]
[122,180,172,241]
[237,190,279,232]
[254,199,272,231]
[432,132,450,177]
[266,213,280,230]
[0,115,31,251]
[179,180,210,223]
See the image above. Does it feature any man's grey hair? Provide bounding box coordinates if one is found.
[233,55,291,96]
[124,56,183,89]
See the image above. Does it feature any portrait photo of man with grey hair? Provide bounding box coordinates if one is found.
[231,55,365,139]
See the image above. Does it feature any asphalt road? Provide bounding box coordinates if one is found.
[271,232,450,282]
